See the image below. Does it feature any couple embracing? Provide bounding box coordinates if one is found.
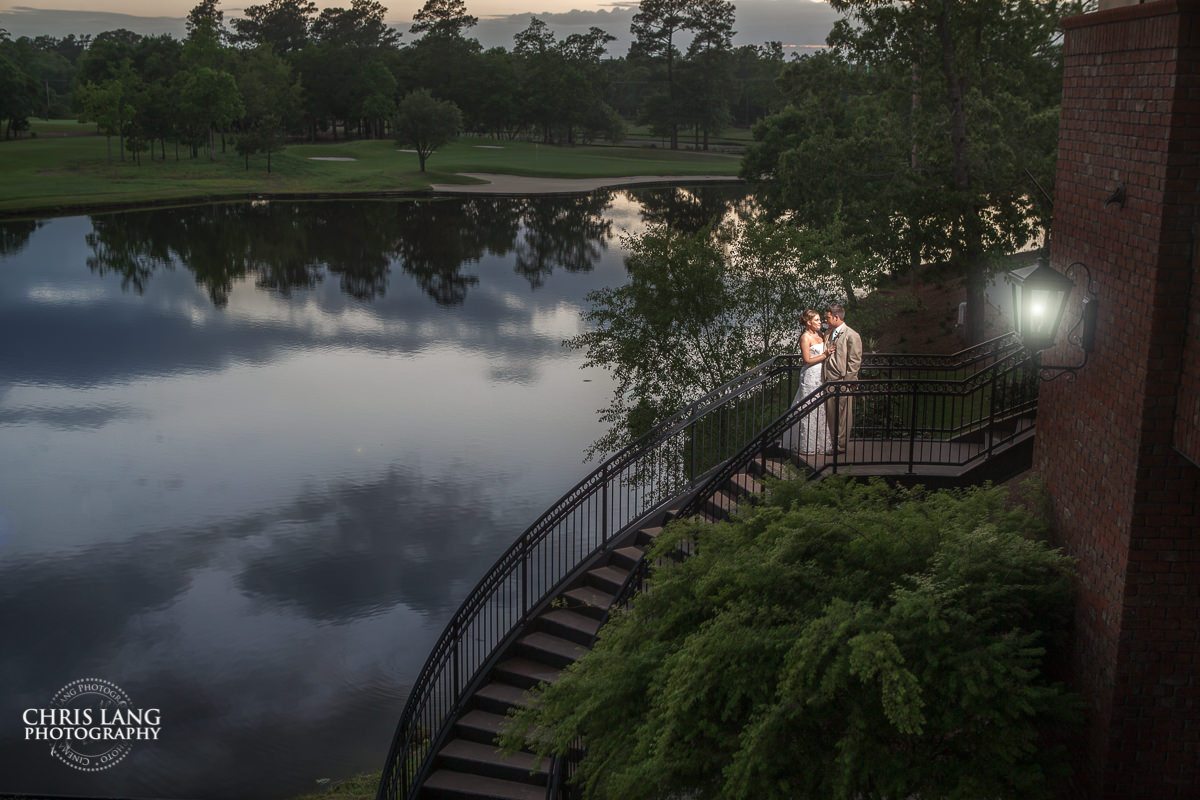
[782,304,863,457]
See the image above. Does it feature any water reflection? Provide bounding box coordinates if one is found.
[0,218,43,255]
[84,194,621,307]
[0,186,744,800]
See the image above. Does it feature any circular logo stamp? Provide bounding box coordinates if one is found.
[23,678,161,772]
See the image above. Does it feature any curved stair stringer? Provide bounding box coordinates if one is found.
[380,334,1033,800]
[417,454,793,800]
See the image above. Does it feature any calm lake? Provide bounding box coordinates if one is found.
[0,187,742,799]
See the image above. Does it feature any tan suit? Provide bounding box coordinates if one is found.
[822,323,863,453]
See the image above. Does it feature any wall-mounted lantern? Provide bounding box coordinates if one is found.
[1006,255,1098,379]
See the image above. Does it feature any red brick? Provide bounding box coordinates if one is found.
[1037,3,1200,798]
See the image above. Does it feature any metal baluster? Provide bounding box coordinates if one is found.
[907,381,918,474]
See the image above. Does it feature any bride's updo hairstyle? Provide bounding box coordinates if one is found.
[802,309,820,329]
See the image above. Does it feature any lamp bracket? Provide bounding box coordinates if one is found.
[1037,260,1098,381]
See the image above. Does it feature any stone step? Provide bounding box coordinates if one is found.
[729,472,764,496]
[423,768,546,800]
[586,564,630,594]
[637,526,664,545]
[473,681,529,715]
[493,657,562,690]
[757,457,790,479]
[454,709,509,745]
[437,738,547,786]
[536,607,602,645]
[611,544,646,569]
[705,489,739,518]
[517,631,586,669]
[562,584,615,619]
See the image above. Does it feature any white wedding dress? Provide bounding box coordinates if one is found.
[782,341,829,456]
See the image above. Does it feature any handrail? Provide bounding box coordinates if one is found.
[677,350,1038,521]
[862,331,1020,372]
[375,331,1026,800]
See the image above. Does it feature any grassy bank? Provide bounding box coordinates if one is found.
[289,772,380,800]
[0,122,742,218]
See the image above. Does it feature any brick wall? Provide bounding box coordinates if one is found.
[1176,228,1200,464]
[1035,2,1200,797]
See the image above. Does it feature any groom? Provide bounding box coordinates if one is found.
[822,304,863,454]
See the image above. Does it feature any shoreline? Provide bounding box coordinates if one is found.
[429,172,743,196]
[1,175,745,221]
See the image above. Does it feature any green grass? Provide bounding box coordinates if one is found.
[0,123,742,218]
[27,118,96,136]
[287,772,379,800]
[622,122,757,147]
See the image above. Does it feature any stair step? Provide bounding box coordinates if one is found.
[758,457,789,479]
[730,472,764,495]
[438,739,547,785]
[424,768,546,800]
[537,608,602,645]
[636,526,664,545]
[474,681,529,715]
[517,631,586,668]
[706,489,739,516]
[562,584,615,618]
[611,544,646,568]
[494,657,563,690]
[587,564,630,593]
[455,709,508,744]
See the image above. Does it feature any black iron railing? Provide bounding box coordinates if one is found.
[375,333,1026,800]
[678,347,1039,521]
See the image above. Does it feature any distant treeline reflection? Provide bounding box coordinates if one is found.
[60,186,742,307]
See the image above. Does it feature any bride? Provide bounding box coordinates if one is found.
[782,309,832,456]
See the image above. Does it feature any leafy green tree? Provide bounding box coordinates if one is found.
[742,52,911,309]
[75,62,139,161]
[358,58,398,138]
[502,477,1079,800]
[234,45,300,170]
[311,0,400,49]
[20,35,77,119]
[0,36,38,138]
[392,88,461,172]
[295,41,358,138]
[560,27,620,143]
[730,42,785,127]
[679,0,735,149]
[630,0,692,149]
[472,47,521,139]
[230,0,316,56]
[177,65,243,159]
[183,0,229,71]
[747,0,1076,341]
[513,17,567,142]
[410,0,477,39]
[566,217,838,456]
[135,78,178,160]
[75,28,141,85]
[186,0,227,43]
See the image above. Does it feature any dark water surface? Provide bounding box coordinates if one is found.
[0,188,741,799]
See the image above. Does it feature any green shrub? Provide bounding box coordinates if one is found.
[502,477,1078,800]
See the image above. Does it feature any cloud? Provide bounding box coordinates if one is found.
[0,5,188,38]
[1,0,837,51]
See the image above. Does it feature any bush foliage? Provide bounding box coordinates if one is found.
[501,477,1079,800]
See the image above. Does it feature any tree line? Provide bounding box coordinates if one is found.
[0,0,788,161]
[570,0,1081,460]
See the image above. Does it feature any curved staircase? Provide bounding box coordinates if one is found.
[377,334,1035,800]
[420,456,793,799]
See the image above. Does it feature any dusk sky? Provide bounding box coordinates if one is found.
[0,0,839,52]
